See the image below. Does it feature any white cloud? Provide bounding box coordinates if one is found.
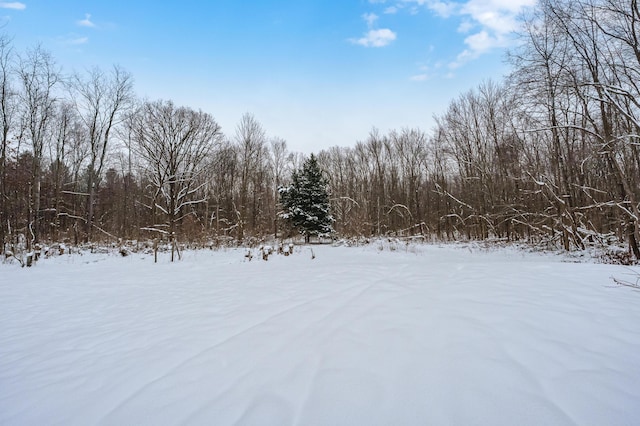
[352,29,397,47]
[448,50,473,70]
[449,30,510,68]
[362,0,534,69]
[68,36,88,45]
[0,2,25,10]
[77,13,96,28]
[425,1,458,18]
[395,0,535,68]
[451,0,535,66]
[351,12,396,48]
[410,73,430,81]
[457,19,474,33]
[394,0,458,17]
[463,7,516,33]
[58,34,89,46]
[465,30,498,52]
[363,12,378,28]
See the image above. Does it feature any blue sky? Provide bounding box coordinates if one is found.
[2,0,534,153]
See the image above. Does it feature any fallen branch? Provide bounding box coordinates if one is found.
[611,276,640,289]
[611,268,640,289]
[92,224,119,241]
[57,212,87,223]
[61,190,90,196]
[140,227,170,235]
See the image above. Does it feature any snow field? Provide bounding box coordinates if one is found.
[1,244,639,425]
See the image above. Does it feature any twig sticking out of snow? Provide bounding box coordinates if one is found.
[259,245,273,261]
[244,249,253,261]
[611,268,640,289]
[611,276,640,289]
[4,250,24,267]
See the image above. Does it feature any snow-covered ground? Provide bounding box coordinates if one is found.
[1,243,639,425]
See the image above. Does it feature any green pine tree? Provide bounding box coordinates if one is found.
[279,154,334,243]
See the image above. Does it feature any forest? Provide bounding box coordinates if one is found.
[1,0,639,262]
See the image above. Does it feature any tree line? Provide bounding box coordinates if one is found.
[1,0,639,261]
[318,0,640,260]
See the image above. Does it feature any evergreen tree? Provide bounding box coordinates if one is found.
[279,154,334,243]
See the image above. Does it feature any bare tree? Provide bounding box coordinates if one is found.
[70,65,133,242]
[540,0,640,257]
[46,102,76,241]
[0,35,16,253]
[366,129,387,234]
[234,112,266,240]
[114,103,143,239]
[16,45,60,250]
[207,139,238,238]
[269,137,288,238]
[132,100,223,261]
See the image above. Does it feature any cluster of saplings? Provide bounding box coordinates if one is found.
[244,242,300,262]
[1,0,640,265]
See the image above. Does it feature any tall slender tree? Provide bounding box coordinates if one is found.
[234,113,266,240]
[70,65,133,242]
[0,35,16,254]
[17,45,60,250]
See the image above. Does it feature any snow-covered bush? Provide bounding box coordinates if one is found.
[599,246,637,265]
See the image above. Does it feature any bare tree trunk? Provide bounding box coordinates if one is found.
[0,36,14,254]
[18,46,60,250]
[71,65,133,243]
